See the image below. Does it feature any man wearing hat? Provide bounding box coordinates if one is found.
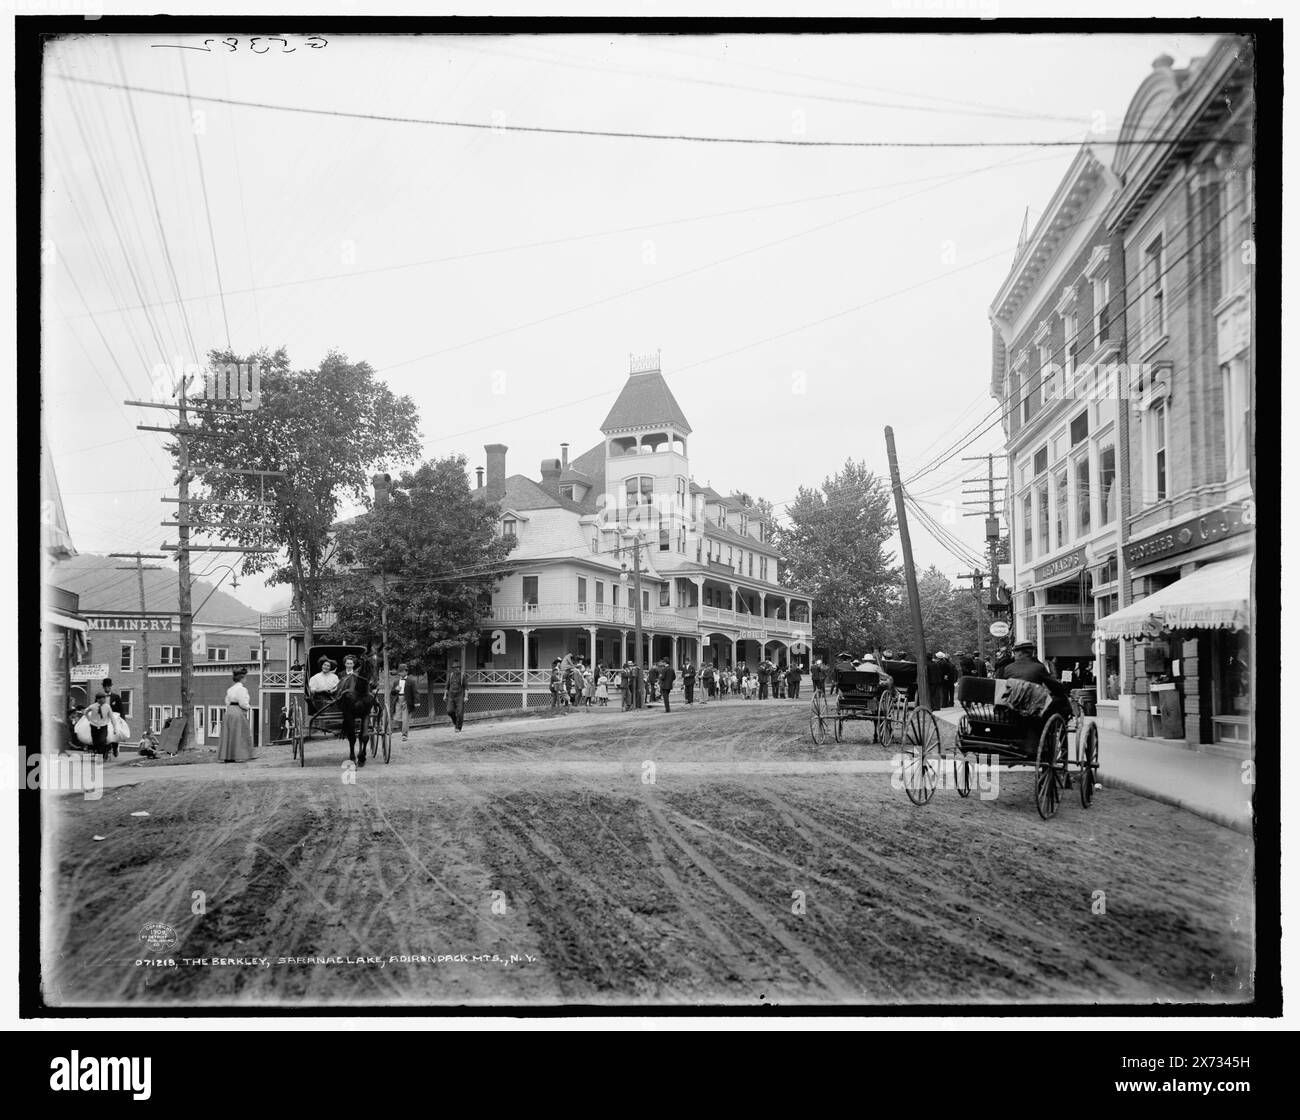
[997,641,1072,719]
[391,663,417,741]
[855,652,893,691]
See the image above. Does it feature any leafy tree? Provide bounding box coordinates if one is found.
[190,348,421,653]
[328,456,516,670]
[881,565,991,659]
[773,460,899,657]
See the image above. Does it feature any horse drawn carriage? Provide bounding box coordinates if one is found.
[284,644,393,768]
[943,674,1100,820]
[809,664,907,746]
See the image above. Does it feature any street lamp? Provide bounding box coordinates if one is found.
[619,526,647,709]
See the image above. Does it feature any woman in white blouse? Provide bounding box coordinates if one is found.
[217,666,255,763]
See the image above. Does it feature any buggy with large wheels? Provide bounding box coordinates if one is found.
[284,644,393,768]
[950,675,1099,820]
[809,666,907,747]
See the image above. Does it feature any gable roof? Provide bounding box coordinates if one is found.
[600,370,692,435]
[50,554,261,628]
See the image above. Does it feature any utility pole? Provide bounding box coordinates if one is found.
[130,372,279,750]
[619,528,646,709]
[956,568,987,664]
[109,552,166,730]
[962,451,1010,652]
[884,426,930,709]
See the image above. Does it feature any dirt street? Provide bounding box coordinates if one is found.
[42,700,1255,1007]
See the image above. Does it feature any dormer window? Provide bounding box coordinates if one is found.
[502,517,517,539]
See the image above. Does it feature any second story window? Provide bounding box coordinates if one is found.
[159,645,181,666]
[523,576,539,607]
[1092,273,1111,346]
[502,516,517,539]
[119,641,135,673]
[1142,233,1165,348]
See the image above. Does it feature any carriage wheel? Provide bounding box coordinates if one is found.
[376,703,393,764]
[954,756,973,798]
[1078,721,1099,809]
[290,697,306,768]
[809,691,829,745]
[878,689,903,746]
[1035,714,1068,820]
[901,708,941,806]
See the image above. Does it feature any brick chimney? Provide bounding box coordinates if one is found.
[475,466,484,490]
[560,443,569,469]
[539,458,562,491]
[484,444,507,501]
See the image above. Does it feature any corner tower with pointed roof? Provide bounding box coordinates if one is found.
[601,351,692,540]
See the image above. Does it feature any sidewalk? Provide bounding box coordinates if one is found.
[931,706,1253,835]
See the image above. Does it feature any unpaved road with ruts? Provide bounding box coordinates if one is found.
[43,700,1254,1007]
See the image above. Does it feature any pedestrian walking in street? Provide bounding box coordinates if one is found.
[810,658,826,696]
[702,662,716,699]
[683,660,696,704]
[757,659,770,700]
[445,663,469,731]
[85,691,112,758]
[217,666,255,763]
[658,659,676,713]
[621,661,637,710]
[549,659,562,708]
[787,662,802,699]
[391,663,416,741]
[648,662,660,704]
[596,671,609,705]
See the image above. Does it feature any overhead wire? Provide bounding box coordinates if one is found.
[902,188,1248,488]
[57,76,1193,149]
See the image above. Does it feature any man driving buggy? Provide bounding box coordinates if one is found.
[995,640,1073,720]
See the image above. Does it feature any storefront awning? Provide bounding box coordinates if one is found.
[45,610,87,633]
[1093,553,1253,640]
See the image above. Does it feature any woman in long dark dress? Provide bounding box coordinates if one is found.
[217,667,255,762]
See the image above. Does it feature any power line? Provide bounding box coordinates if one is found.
[378,148,1042,374]
[903,189,1247,487]
[58,153,1062,324]
[58,77,1192,149]
[179,52,233,350]
[454,38,1097,126]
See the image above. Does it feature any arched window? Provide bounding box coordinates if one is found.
[626,475,653,507]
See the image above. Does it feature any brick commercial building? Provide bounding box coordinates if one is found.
[51,554,267,747]
[990,38,1254,753]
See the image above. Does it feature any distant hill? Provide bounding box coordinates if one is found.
[50,554,261,629]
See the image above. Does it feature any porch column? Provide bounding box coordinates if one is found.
[671,636,679,671]
[586,625,597,667]
[730,636,737,670]
[760,591,767,621]
[521,627,532,705]
[784,596,791,622]
[728,582,738,615]
[621,630,628,664]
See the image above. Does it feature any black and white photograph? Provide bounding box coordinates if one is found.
[17,3,1281,1041]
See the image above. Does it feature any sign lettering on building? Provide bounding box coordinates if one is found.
[84,615,175,632]
[1125,500,1255,568]
[1033,547,1087,585]
[70,663,111,682]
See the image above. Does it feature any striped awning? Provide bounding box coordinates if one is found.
[1093,553,1252,640]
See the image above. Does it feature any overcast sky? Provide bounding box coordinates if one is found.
[43,29,1221,610]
